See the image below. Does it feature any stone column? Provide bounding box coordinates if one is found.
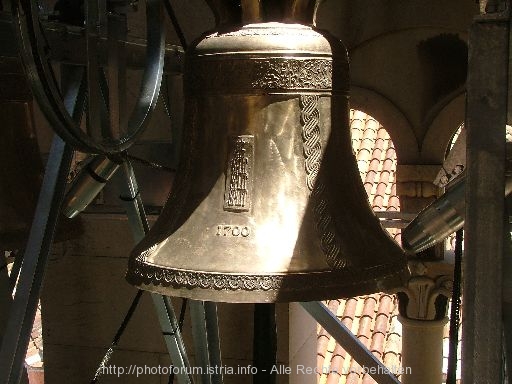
[397,259,453,384]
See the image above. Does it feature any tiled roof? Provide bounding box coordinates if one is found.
[317,111,403,384]
[317,110,461,384]
[351,113,398,211]
[317,294,402,384]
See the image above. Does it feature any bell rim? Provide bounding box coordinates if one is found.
[125,260,409,303]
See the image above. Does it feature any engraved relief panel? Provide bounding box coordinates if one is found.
[224,135,255,212]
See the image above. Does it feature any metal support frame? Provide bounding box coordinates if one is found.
[203,302,223,383]
[114,161,194,384]
[0,135,73,384]
[0,4,461,384]
[463,7,510,383]
[301,301,401,384]
[116,160,226,384]
[189,301,223,384]
[151,294,194,384]
[0,59,86,383]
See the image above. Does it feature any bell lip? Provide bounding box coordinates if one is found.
[125,261,409,303]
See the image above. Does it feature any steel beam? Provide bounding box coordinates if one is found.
[301,301,401,384]
[189,300,223,384]
[0,61,85,383]
[463,10,509,384]
[204,302,223,384]
[152,294,194,384]
[189,301,211,384]
[115,161,194,384]
[0,136,73,384]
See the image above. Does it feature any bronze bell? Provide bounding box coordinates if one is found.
[126,0,408,303]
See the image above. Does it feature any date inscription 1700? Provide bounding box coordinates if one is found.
[216,225,251,238]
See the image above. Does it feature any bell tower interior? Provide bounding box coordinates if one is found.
[0,1,508,383]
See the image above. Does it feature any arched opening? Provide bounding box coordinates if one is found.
[317,110,403,384]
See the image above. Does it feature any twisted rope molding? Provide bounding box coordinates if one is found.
[299,95,345,270]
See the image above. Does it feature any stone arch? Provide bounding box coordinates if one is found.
[350,85,419,164]
[421,91,466,163]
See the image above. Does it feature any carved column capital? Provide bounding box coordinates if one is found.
[397,259,454,321]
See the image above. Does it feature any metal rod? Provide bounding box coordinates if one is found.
[300,301,401,384]
[153,294,194,384]
[115,160,150,239]
[446,229,463,384]
[190,301,213,384]
[188,300,223,384]
[204,301,223,384]
[115,161,193,384]
[163,0,188,49]
[90,290,144,383]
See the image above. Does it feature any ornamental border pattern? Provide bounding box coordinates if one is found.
[186,58,335,94]
[127,260,406,292]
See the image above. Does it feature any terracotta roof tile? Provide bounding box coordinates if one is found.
[377,130,388,143]
[372,196,384,210]
[382,158,395,173]
[318,110,461,384]
[375,182,388,199]
[378,170,391,185]
[318,110,403,384]
[364,170,378,185]
[319,295,402,384]
[357,147,372,163]
[340,298,358,325]
[368,156,382,173]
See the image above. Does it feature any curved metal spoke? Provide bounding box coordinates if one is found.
[163,0,187,49]
[10,0,166,154]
